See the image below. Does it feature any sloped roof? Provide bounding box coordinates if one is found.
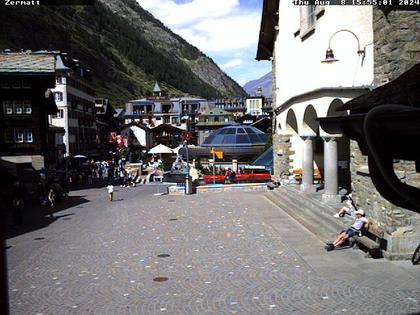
[202,125,267,147]
[0,53,56,74]
[201,108,232,116]
[153,82,161,93]
[55,55,70,71]
[151,123,183,133]
[256,0,280,61]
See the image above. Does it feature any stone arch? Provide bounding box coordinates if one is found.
[286,109,298,134]
[302,105,319,136]
[327,98,347,117]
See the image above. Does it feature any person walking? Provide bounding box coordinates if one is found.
[47,188,56,218]
[106,183,114,201]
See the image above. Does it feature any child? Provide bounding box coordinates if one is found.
[106,183,114,201]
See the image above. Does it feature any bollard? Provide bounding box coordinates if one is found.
[185,174,193,195]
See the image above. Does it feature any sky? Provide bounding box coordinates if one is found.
[137,0,272,87]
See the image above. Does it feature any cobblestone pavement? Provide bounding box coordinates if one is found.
[6,186,420,315]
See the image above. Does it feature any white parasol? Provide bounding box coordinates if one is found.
[148,144,174,154]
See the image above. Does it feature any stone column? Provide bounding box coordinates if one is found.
[301,136,316,193]
[322,137,341,203]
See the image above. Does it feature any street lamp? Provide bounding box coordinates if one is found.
[321,29,366,64]
[183,140,192,194]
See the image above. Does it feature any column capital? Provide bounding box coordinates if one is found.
[300,134,317,141]
[322,136,338,142]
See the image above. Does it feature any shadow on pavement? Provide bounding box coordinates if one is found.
[5,195,89,239]
[68,180,121,192]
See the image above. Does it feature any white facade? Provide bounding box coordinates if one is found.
[264,1,374,201]
[50,74,97,156]
[275,5,374,107]
[274,1,374,177]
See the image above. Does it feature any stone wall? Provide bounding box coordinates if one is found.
[350,8,420,260]
[350,141,420,260]
[272,134,293,183]
[373,8,420,86]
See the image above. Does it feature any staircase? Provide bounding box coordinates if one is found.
[265,185,353,243]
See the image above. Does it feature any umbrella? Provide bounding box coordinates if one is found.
[148,144,173,154]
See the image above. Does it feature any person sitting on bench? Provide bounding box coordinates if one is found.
[326,210,369,251]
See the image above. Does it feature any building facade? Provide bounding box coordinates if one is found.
[257,1,420,259]
[50,56,97,157]
[213,98,247,118]
[124,83,210,144]
[0,52,58,171]
[196,109,235,145]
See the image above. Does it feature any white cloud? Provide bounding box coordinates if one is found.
[137,0,270,86]
[138,0,260,54]
[220,59,243,70]
[138,0,239,27]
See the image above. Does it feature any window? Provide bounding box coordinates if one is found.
[4,129,13,143]
[3,101,13,114]
[1,79,11,89]
[54,92,63,102]
[57,109,64,118]
[13,101,22,114]
[224,117,229,122]
[24,129,33,143]
[22,79,31,88]
[56,76,63,84]
[299,5,322,39]
[12,79,20,89]
[15,129,23,143]
[23,101,32,114]
[214,117,219,122]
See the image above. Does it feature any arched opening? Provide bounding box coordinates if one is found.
[327,98,346,117]
[302,105,319,136]
[286,109,298,135]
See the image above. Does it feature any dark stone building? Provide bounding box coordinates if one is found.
[0,52,58,172]
[347,8,420,259]
[95,98,117,158]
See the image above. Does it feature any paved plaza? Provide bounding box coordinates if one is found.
[5,186,420,315]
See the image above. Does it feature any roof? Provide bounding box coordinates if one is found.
[339,63,420,113]
[256,0,280,61]
[0,53,56,74]
[114,108,125,117]
[55,55,70,71]
[151,124,183,133]
[202,125,267,147]
[153,82,161,93]
[200,108,232,116]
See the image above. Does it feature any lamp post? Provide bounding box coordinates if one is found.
[321,29,366,64]
[183,140,192,194]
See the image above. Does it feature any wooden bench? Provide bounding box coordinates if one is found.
[293,169,322,181]
[353,224,384,258]
[293,169,302,181]
[314,169,322,181]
